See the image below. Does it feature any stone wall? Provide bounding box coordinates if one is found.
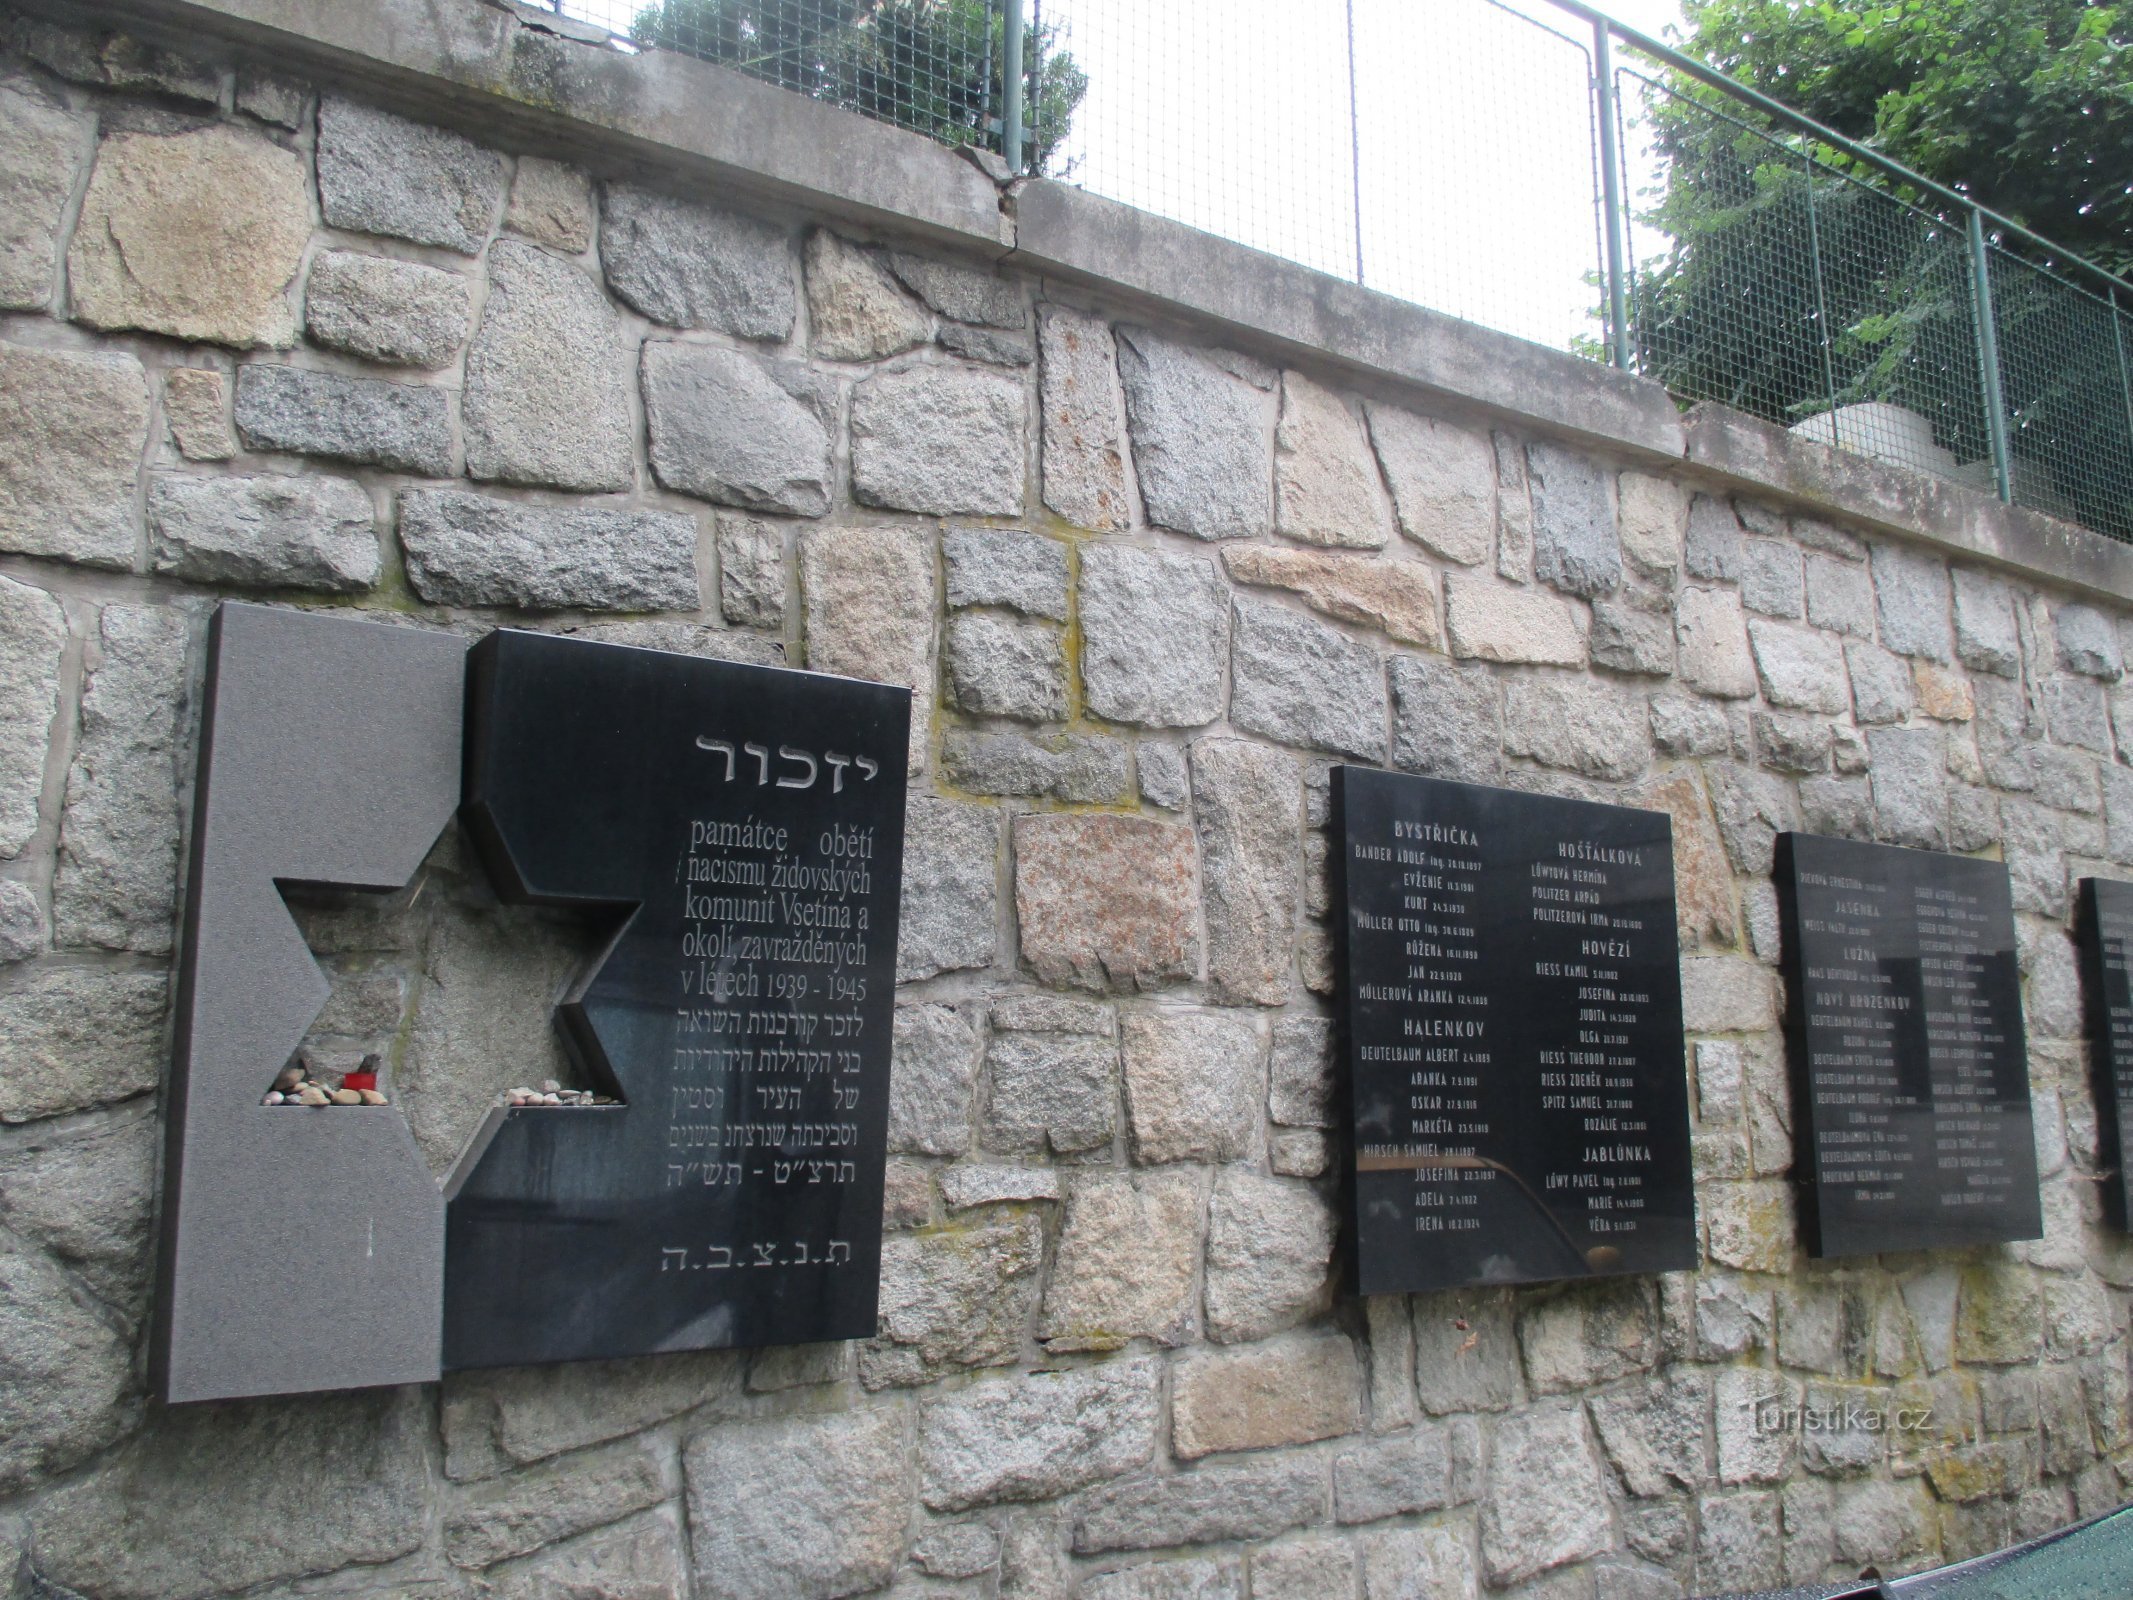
[3,3,2133,1597]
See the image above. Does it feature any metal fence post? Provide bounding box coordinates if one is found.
[1001,0,1025,174]
[1591,20,1632,369]
[1967,208,2015,503]
[2113,288,2133,477]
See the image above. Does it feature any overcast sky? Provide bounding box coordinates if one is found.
[1037,0,1690,352]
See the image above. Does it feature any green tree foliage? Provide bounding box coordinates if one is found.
[629,0,1086,175]
[1631,0,2133,535]
[1675,0,2133,273]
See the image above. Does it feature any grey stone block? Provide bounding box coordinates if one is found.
[1391,653,1500,780]
[2058,603,2124,680]
[149,472,378,593]
[0,340,148,570]
[1952,567,2022,675]
[54,605,190,954]
[234,364,452,476]
[1684,494,1742,582]
[1334,1427,1457,1524]
[945,611,1067,721]
[1502,675,1649,781]
[1192,737,1302,1006]
[0,1103,157,1323]
[28,1389,431,1596]
[0,575,66,857]
[1481,1406,1612,1586]
[443,1439,666,1571]
[1080,544,1228,727]
[1230,598,1387,761]
[1204,1167,1335,1342]
[0,1227,137,1495]
[1269,1015,1335,1128]
[304,249,471,368]
[1138,742,1189,809]
[643,340,832,516]
[1846,639,1915,724]
[1367,402,1495,566]
[803,229,928,361]
[1117,326,1271,539]
[0,877,42,962]
[866,1214,1043,1387]
[887,250,1025,327]
[1591,594,1676,676]
[1803,772,1870,839]
[1038,306,1131,531]
[464,241,634,493]
[939,320,1033,366]
[1871,540,1952,662]
[941,729,1132,803]
[1073,1459,1324,1553]
[919,1356,1160,1512]
[0,966,167,1125]
[1740,538,1802,617]
[1805,552,1875,639]
[1528,440,1621,598]
[715,512,785,629]
[1649,694,1730,759]
[2045,678,2113,755]
[1756,711,1833,775]
[984,1031,1117,1155]
[599,181,795,339]
[1869,726,1947,849]
[944,526,1069,618]
[235,69,308,129]
[1748,617,1849,714]
[399,490,699,612]
[0,77,88,310]
[316,97,504,254]
[504,157,594,254]
[897,797,998,981]
[889,1003,978,1158]
[851,362,1026,516]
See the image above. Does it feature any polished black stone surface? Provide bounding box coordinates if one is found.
[2079,878,2133,1230]
[1779,834,2039,1257]
[1333,768,1695,1295]
[444,631,909,1369]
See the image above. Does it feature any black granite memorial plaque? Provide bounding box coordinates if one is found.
[443,631,910,1368]
[2078,878,2133,1230]
[1778,834,2039,1257]
[1333,767,1696,1294]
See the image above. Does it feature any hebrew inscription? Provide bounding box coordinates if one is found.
[444,630,910,1369]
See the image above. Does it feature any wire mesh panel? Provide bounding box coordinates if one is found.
[1028,1,1361,283]
[557,0,1009,154]
[1616,61,1988,488]
[1351,1,1606,355]
[1987,250,2133,542]
[1034,1,1609,354]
